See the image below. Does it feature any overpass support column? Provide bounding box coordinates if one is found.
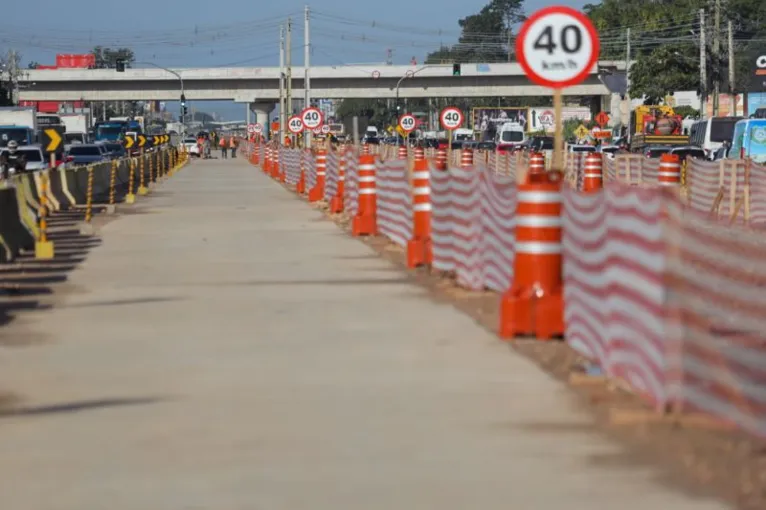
[250,102,275,139]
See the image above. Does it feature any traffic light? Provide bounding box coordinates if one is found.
[180,94,188,117]
[115,59,126,72]
[452,63,461,76]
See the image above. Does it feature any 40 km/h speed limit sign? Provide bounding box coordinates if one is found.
[516,6,600,89]
[287,115,304,134]
[440,107,463,131]
[301,107,323,130]
[398,114,417,133]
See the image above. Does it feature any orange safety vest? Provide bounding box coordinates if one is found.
[229,137,237,148]
[219,138,226,147]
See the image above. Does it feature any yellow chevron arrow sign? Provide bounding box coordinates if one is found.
[43,128,62,153]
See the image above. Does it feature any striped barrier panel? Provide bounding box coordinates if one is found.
[344,153,359,218]
[304,149,317,195]
[376,158,412,248]
[324,150,340,203]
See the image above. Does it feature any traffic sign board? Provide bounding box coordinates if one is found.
[595,111,610,128]
[321,124,331,134]
[312,127,322,135]
[138,134,147,148]
[124,135,135,149]
[300,107,323,130]
[574,124,590,139]
[516,6,600,89]
[405,70,414,78]
[592,129,612,139]
[247,123,256,134]
[253,123,263,134]
[439,107,464,131]
[538,110,555,127]
[398,113,417,133]
[42,127,63,153]
[372,70,381,79]
[287,115,304,134]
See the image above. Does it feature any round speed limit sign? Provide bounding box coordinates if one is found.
[287,115,304,134]
[439,107,463,131]
[321,124,331,134]
[301,107,323,130]
[398,114,417,133]
[253,123,263,134]
[516,6,600,89]
[313,127,322,135]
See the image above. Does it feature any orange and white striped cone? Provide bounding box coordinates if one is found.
[330,149,347,213]
[308,149,327,202]
[296,150,307,195]
[460,148,473,168]
[499,171,564,340]
[271,147,281,179]
[414,147,425,162]
[406,157,432,267]
[362,144,370,156]
[263,146,271,174]
[582,153,603,192]
[658,153,681,186]
[397,145,408,160]
[435,147,447,170]
[352,154,377,236]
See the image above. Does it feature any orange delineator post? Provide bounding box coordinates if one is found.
[264,146,272,174]
[362,144,370,156]
[499,171,564,340]
[330,149,347,213]
[435,147,447,170]
[352,154,377,236]
[658,153,681,186]
[308,149,327,202]
[406,154,432,267]
[296,149,307,194]
[460,148,473,168]
[582,153,603,192]
[528,152,545,178]
[271,146,281,179]
[397,145,408,160]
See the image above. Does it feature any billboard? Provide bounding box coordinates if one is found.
[750,50,766,91]
[528,107,593,133]
[471,107,528,141]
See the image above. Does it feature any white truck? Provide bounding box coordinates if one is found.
[0,106,38,147]
[61,113,89,144]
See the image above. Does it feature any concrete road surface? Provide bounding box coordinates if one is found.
[0,156,731,509]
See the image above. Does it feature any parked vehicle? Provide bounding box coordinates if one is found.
[0,106,38,147]
[688,116,743,160]
[66,143,111,165]
[728,119,766,164]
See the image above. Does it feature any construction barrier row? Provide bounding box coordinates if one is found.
[247,141,766,439]
[0,147,189,262]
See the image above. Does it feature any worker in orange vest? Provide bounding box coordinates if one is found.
[229,136,238,158]
[219,136,228,159]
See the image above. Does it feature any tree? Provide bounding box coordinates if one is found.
[629,46,700,103]
[92,46,135,69]
[0,50,23,106]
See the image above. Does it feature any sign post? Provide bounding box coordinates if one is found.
[517,6,600,170]
[440,106,464,165]
[300,106,323,150]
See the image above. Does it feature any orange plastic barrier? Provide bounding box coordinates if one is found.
[500,171,564,340]
[460,148,473,169]
[528,152,545,180]
[352,154,377,236]
[406,156,432,267]
[658,153,681,186]
[308,149,327,202]
[330,149,347,213]
[582,153,603,192]
[435,148,447,170]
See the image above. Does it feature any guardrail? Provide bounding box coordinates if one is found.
[245,140,766,439]
[0,146,189,262]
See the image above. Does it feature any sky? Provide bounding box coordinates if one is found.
[2,0,590,120]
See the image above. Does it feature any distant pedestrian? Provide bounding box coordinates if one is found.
[229,136,237,158]
[219,137,228,159]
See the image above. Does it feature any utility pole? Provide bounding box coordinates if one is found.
[728,19,735,116]
[286,17,293,131]
[304,5,312,149]
[279,24,285,145]
[713,0,721,116]
[700,9,707,120]
[624,28,631,140]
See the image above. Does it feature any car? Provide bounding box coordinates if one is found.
[642,145,707,160]
[66,143,111,165]
[598,145,620,160]
[0,145,47,172]
[183,137,200,157]
[104,142,127,159]
[477,140,496,151]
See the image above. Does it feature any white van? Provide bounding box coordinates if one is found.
[689,116,743,160]
[495,122,526,151]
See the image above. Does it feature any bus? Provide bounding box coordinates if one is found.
[728,119,766,164]
[93,121,128,142]
[689,116,743,159]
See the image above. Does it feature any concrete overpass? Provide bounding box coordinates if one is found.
[19,61,627,103]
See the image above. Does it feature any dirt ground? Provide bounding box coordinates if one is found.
[300,191,766,510]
